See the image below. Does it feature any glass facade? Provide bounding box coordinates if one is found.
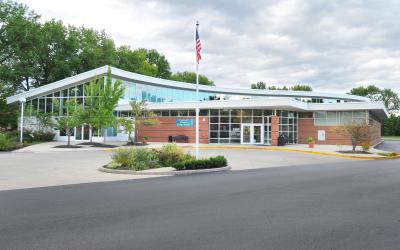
[20,75,370,141]
[149,108,297,145]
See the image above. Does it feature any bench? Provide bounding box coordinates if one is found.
[171,135,189,143]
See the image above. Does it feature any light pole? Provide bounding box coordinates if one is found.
[19,97,26,144]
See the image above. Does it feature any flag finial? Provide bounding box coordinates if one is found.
[196,20,199,26]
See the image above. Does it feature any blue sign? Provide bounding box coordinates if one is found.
[176,119,194,127]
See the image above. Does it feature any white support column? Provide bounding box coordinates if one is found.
[19,97,26,144]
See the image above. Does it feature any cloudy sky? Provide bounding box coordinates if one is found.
[20,0,400,93]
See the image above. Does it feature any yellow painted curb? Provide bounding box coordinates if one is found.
[187,145,392,160]
[103,145,400,161]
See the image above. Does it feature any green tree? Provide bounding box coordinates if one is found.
[118,117,134,144]
[290,84,313,91]
[251,81,266,89]
[349,85,381,100]
[81,77,103,143]
[349,85,399,113]
[93,67,124,143]
[169,71,214,86]
[0,1,40,91]
[54,99,83,146]
[72,27,116,73]
[129,100,159,144]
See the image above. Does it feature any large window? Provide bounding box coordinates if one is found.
[314,111,368,126]
[278,110,298,144]
[206,109,273,144]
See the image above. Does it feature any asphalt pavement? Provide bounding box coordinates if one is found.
[1,158,400,250]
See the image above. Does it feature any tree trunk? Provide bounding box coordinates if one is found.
[67,127,71,146]
[89,125,93,143]
[103,128,107,144]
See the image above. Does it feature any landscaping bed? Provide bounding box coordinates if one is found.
[104,143,228,172]
[337,150,372,154]
[0,130,56,151]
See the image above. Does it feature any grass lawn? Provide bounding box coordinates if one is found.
[382,136,400,141]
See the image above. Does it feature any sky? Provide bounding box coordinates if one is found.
[19,0,400,93]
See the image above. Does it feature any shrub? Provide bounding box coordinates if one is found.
[158,143,184,167]
[32,131,55,142]
[111,148,159,171]
[132,148,159,170]
[0,133,17,151]
[111,149,133,168]
[172,155,227,170]
[307,137,315,143]
[361,142,370,152]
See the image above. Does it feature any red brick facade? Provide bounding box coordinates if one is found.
[137,116,209,143]
[298,118,381,146]
[271,116,279,146]
[137,116,381,146]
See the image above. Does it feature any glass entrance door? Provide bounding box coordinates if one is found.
[75,125,90,141]
[241,124,263,144]
[242,124,251,143]
[253,125,262,143]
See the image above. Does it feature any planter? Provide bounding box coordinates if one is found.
[99,165,231,175]
[308,143,315,148]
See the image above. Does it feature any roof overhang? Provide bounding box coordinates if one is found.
[115,98,389,121]
[7,65,369,104]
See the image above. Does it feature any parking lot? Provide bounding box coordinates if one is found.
[0,147,357,191]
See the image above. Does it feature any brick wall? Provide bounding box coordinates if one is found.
[298,118,382,146]
[137,117,209,143]
[271,116,279,146]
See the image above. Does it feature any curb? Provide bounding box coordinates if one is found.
[189,145,395,160]
[104,145,400,161]
[99,166,231,175]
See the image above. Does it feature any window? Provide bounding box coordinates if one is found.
[314,111,339,126]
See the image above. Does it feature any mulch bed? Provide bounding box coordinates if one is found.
[76,142,119,148]
[53,145,82,148]
[337,150,372,154]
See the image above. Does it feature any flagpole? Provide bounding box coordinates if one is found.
[195,21,200,159]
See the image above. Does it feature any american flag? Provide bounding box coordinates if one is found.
[195,24,202,64]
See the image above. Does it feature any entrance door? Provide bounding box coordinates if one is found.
[75,125,90,141]
[241,124,263,144]
[242,124,251,143]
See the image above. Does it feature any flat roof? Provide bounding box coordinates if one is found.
[115,98,388,120]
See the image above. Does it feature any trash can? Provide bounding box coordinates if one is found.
[168,136,173,142]
[278,134,287,146]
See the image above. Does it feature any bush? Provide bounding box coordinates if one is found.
[172,155,227,171]
[158,143,184,167]
[0,133,17,151]
[32,131,55,142]
[111,148,159,171]
[111,149,132,168]
[361,142,370,152]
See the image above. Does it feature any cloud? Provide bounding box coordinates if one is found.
[19,0,400,93]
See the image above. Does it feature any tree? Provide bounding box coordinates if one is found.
[80,77,103,143]
[118,117,134,144]
[290,85,313,91]
[169,71,214,86]
[0,1,40,92]
[54,99,83,146]
[129,100,159,145]
[334,122,369,151]
[251,81,266,89]
[250,83,313,91]
[382,114,400,136]
[349,85,400,113]
[92,67,124,143]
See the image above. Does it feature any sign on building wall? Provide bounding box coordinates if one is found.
[176,119,194,127]
[318,130,326,141]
